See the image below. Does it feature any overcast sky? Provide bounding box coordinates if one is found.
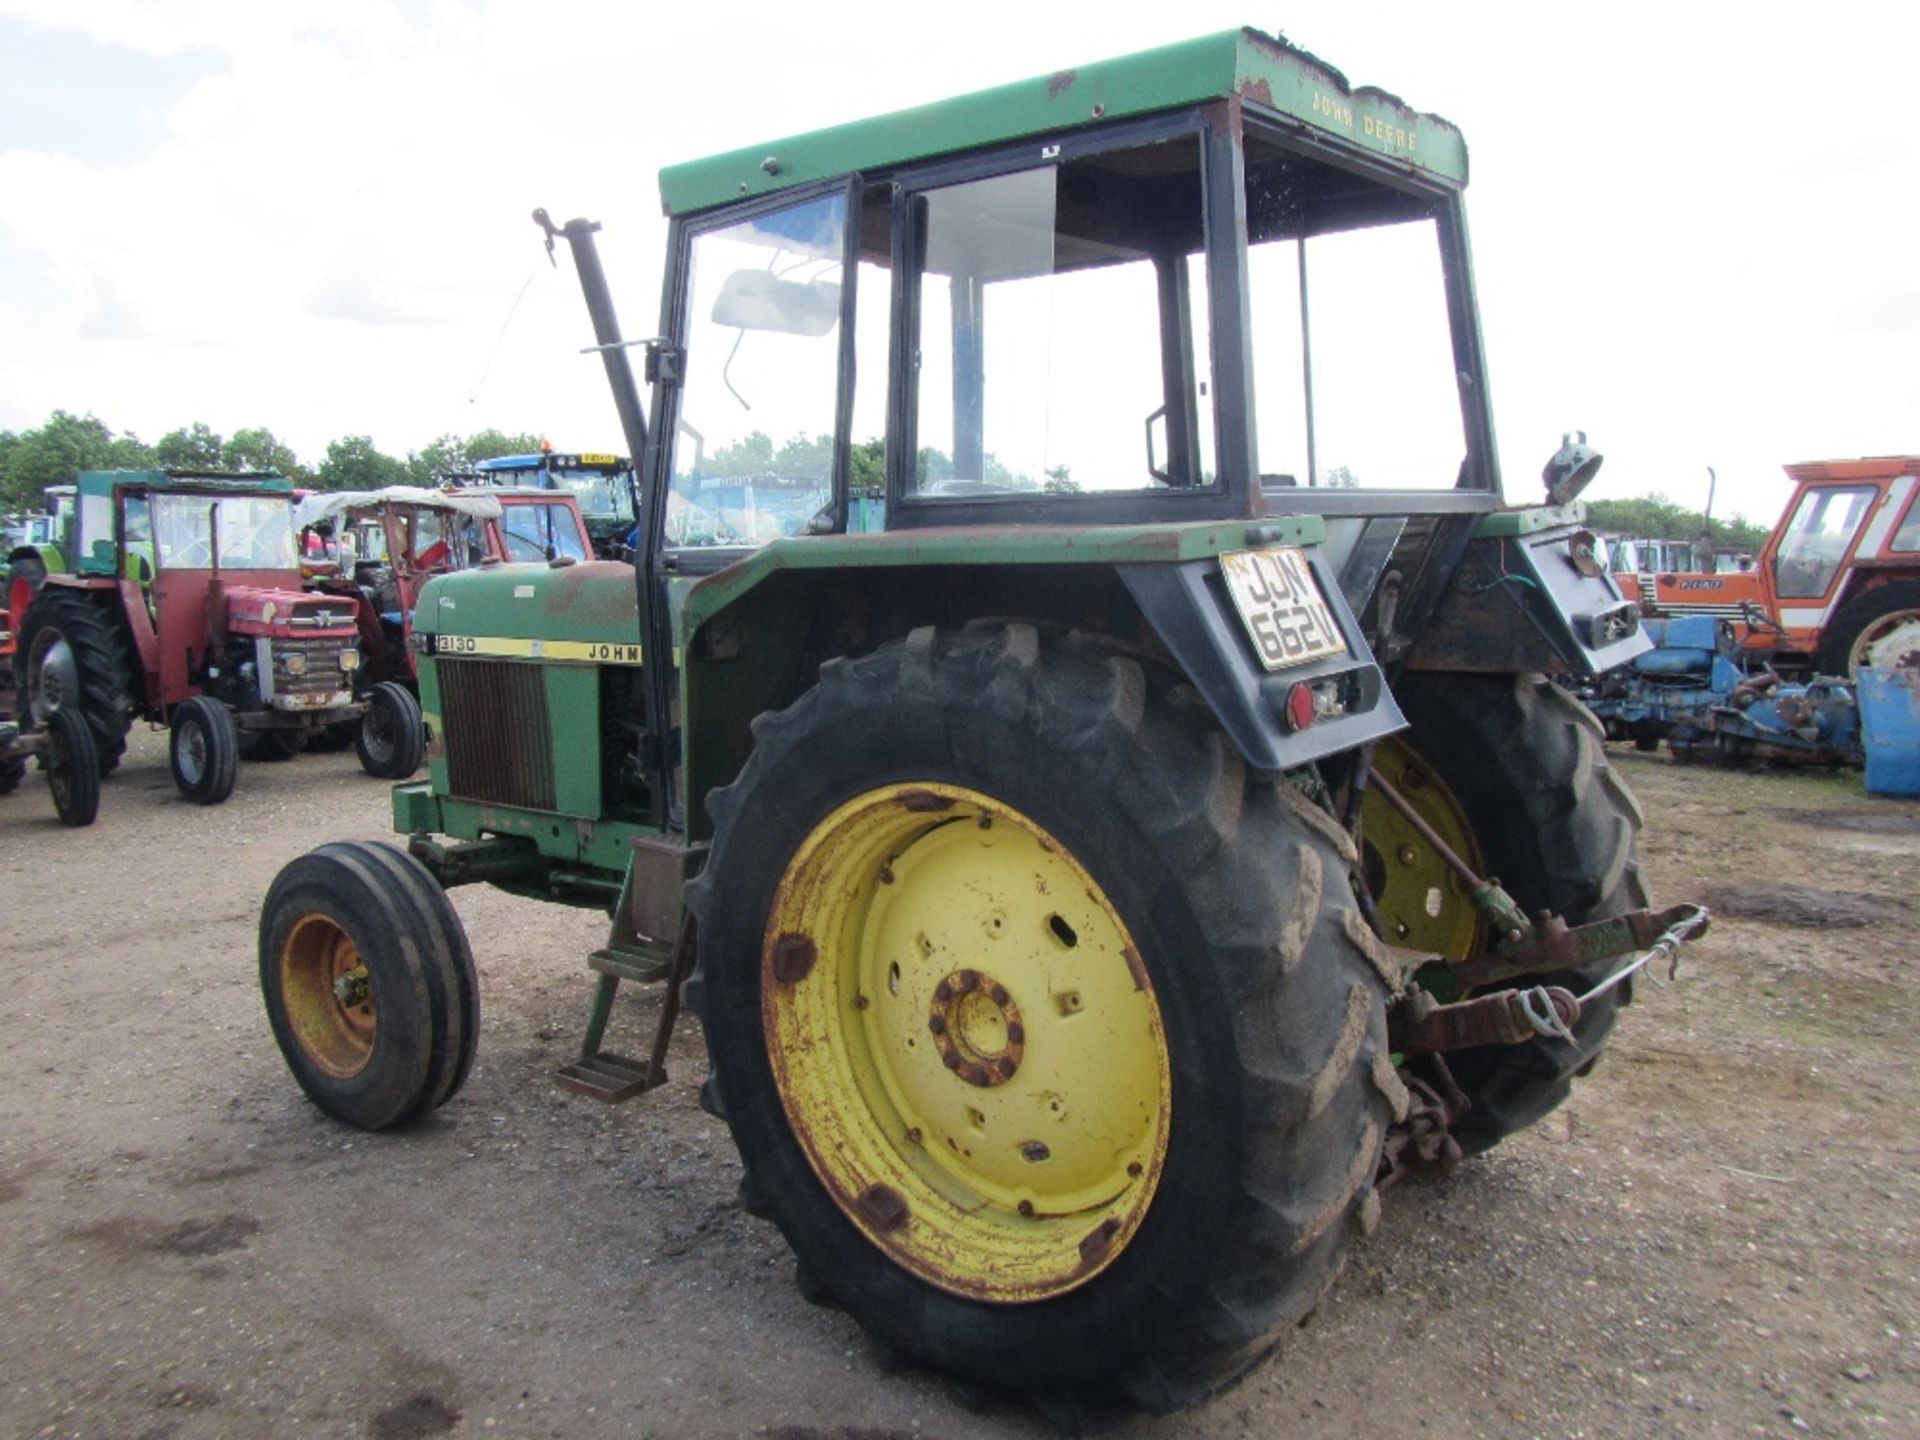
[1,0,1915,525]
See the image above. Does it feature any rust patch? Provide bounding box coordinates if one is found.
[1076,1217,1120,1270]
[770,932,817,983]
[1047,68,1077,98]
[1121,943,1151,994]
[856,1183,910,1232]
[1239,77,1275,108]
[897,789,954,812]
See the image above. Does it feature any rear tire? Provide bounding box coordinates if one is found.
[16,587,135,774]
[241,729,307,762]
[1817,579,1920,676]
[1392,671,1649,1153]
[356,682,424,779]
[689,624,1400,1411]
[45,708,99,826]
[170,696,239,805]
[259,840,479,1129]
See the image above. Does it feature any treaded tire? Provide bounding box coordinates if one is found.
[1816,579,1920,676]
[259,840,480,1130]
[356,682,424,779]
[241,729,307,762]
[1392,671,1650,1153]
[44,707,99,826]
[16,587,135,774]
[170,696,239,805]
[687,624,1402,1412]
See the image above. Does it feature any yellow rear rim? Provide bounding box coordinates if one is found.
[763,782,1171,1303]
[1360,736,1485,963]
[279,915,378,1079]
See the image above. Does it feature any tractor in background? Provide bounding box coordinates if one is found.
[13,470,373,805]
[458,449,637,559]
[258,28,1708,1417]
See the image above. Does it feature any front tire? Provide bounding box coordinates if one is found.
[170,696,238,805]
[356,682,424,779]
[44,708,99,826]
[688,624,1401,1411]
[259,841,479,1130]
[1818,579,1920,676]
[1390,671,1650,1153]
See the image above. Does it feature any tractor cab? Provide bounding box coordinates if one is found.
[463,452,638,559]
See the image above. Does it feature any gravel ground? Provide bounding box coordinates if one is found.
[1,732,1915,1439]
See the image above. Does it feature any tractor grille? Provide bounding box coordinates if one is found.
[437,658,556,811]
[269,637,355,703]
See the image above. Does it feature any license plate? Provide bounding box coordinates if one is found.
[1219,547,1349,672]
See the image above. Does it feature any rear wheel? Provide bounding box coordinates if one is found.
[259,841,479,1129]
[689,625,1400,1411]
[1388,671,1649,1152]
[44,708,99,826]
[356,682,424,779]
[241,729,307,762]
[17,587,134,774]
[170,696,238,805]
[1818,579,1920,676]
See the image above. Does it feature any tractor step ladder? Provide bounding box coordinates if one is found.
[555,838,703,1103]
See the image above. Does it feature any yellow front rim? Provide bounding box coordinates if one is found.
[1360,737,1485,963]
[279,915,378,1079]
[763,782,1171,1303]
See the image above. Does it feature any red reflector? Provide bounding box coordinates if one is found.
[1284,682,1316,733]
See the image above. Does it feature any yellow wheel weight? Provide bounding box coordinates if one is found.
[762,783,1171,1303]
[1359,736,1486,963]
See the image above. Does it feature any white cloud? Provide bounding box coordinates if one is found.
[0,0,1913,521]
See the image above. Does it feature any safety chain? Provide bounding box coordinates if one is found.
[1515,904,1711,1043]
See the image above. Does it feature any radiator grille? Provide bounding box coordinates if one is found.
[268,636,355,702]
[438,658,556,810]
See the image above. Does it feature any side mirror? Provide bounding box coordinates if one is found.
[711,269,841,337]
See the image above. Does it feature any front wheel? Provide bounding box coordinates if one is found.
[259,841,479,1129]
[1818,579,1920,676]
[44,708,99,826]
[688,625,1401,1411]
[356,682,424,779]
[170,696,238,805]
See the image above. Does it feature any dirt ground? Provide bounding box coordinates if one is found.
[1,732,1915,1440]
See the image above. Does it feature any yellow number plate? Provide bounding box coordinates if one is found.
[1219,547,1349,672]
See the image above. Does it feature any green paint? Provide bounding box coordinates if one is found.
[660,28,1466,216]
[681,517,1326,634]
[414,561,641,647]
[391,780,656,878]
[1474,503,1588,538]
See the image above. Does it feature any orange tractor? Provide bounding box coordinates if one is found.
[1627,456,1920,676]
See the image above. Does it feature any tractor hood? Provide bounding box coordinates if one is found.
[225,584,361,639]
[414,560,643,662]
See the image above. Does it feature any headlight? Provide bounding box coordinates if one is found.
[340,650,360,672]
[284,653,309,677]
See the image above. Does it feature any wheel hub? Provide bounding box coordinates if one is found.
[928,969,1025,1087]
[1853,611,1920,672]
[279,915,378,1079]
[762,782,1171,1302]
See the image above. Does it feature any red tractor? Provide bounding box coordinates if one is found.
[13,469,374,804]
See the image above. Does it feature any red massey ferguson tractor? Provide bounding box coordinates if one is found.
[13,469,374,805]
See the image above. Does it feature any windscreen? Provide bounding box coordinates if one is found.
[152,493,296,570]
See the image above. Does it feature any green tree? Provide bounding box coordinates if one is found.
[0,411,152,511]
[1323,464,1359,489]
[224,426,307,481]
[155,422,225,471]
[705,431,776,477]
[1585,493,1768,552]
[848,437,885,493]
[316,435,409,493]
[461,429,544,463]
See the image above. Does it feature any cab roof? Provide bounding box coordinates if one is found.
[658,26,1466,217]
[77,469,292,498]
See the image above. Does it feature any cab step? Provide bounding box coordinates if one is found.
[555,1052,658,1104]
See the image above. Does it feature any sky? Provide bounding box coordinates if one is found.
[1,0,1916,527]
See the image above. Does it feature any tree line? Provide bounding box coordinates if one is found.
[0,411,547,514]
[1583,494,1770,552]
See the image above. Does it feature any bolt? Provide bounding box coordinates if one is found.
[928,1014,948,1036]
[957,969,979,993]
[853,994,869,1010]
[1018,1199,1035,1216]
[1006,1022,1025,1045]
[906,1127,923,1145]
[332,966,370,1006]
[856,1183,909,1232]
[988,982,1010,1006]
[1126,1161,1143,1178]
[1397,845,1418,866]
[771,933,817,983]
[935,979,954,1002]
[995,1057,1016,1080]
[878,866,895,885]
[964,1064,992,1087]
[943,1052,963,1072]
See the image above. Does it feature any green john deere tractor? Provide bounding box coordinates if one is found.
[259,27,1707,1414]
